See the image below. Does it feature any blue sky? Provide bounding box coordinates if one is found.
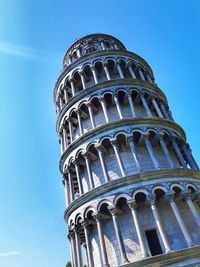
[0,0,200,266]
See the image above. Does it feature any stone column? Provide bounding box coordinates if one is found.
[63,178,70,207]
[116,62,125,79]
[99,97,109,123]
[128,62,137,79]
[73,159,83,195]
[158,133,174,168]
[95,144,109,183]
[60,129,64,153]
[67,168,74,202]
[182,190,200,227]
[171,137,187,168]
[59,95,64,110]
[62,126,67,151]
[83,152,95,190]
[75,226,83,267]
[87,103,95,128]
[101,42,106,50]
[68,230,78,267]
[138,68,146,81]
[151,97,164,118]
[146,74,153,83]
[81,220,94,267]
[108,206,129,264]
[140,93,152,117]
[76,109,83,135]
[56,100,60,114]
[79,70,86,90]
[90,64,98,84]
[93,213,110,267]
[103,62,111,80]
[63,88,69,103]
[69,77,76,96]
[182,143,199,170]
[127,136,142,172]
[111,139,126,176]
[128,200,148,258]
[68,118,74,143]
[160,103,170,119]
[147,194,171,253]
[113,94,123,119]
[127,92,136,117]
[166,191,193,247]
[144,134,160,170]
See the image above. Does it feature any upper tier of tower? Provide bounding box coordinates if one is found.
[63,33,126,68]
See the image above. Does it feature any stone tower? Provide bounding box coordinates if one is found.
[54,34,200,267]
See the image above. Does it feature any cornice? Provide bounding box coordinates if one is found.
[56,79,168,132]
[59,117,186,172]
[53,50,155,101]
[64,169,200,221]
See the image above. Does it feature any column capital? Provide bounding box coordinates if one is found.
[81,219,91,229]
[99,96,106,102]
[95,144,104,151]
[181,189,191,201]
[78,69,85,76]
[165,190,175,203]
[127,200,137,210]
[90,64,96,70]
[108,205,122,216]
[110,139,119,147]
[68,229,75,240]
[147,193,156,205]
[103,61,108,67]
[68,77,75,83]
[158,132,165,140]
[127,135,134,143]
[72,158,80,166]
[93,212,103,222]
[143,133,150,141]
[82,151,90,160]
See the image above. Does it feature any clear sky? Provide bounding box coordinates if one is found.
[0,0,200,266]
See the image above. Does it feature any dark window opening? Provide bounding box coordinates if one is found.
[145,228,163,256]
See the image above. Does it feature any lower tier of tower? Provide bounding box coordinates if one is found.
[66,169,200,267]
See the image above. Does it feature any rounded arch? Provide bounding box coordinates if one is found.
[75,213,83,226]
[83,206,97,219]
[152,185,168,194]
[75,148,86,159]
[114,131,128,140]
[186,183,197,193]
[133,188,149,200]
[113,193,132,205]
[97,199,113,212]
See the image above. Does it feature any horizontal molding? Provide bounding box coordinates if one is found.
[64,168,200,221]
[59,117,186,172]
[120,245,200,267]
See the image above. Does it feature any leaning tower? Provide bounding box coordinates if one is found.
[54,34,200,267]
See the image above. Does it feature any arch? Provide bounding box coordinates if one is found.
[133,188,149,199]
[75,148,86,159]
[186,183,197,193]
[97,199,113,212]
[152,185,168,194]
[84,206,97,219]
[75,213,84,226]
[113,193,132,205]
[114,131,128,140]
